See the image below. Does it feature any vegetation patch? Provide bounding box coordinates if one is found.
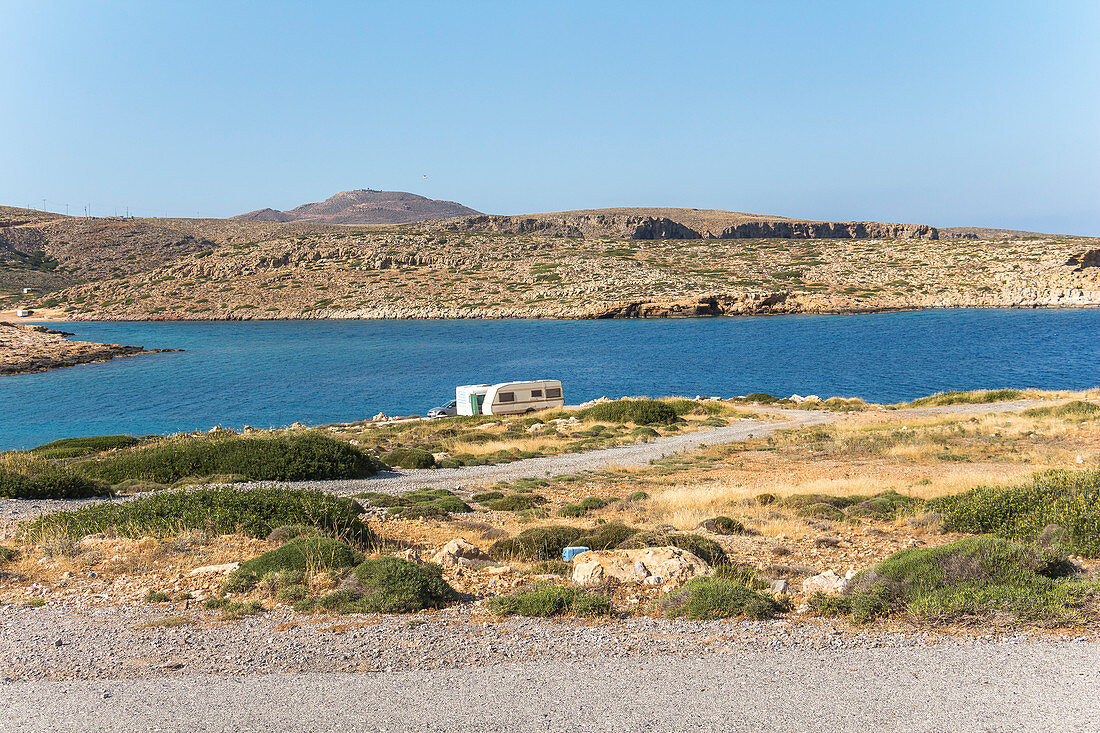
[578,399,680,426]
[1022,401,1100,420]
[661,577,785,620]
[487,583,613,617]
[929,469,1100,557]
[617,530,730,567]
[300,557,458,613]
[28,487,373,544]
[810,536,1096,624]
[701,516,747,535]
[222,536,362,593]
[905,389,1024,407]
[380,447,437,469]
[72,432,382,484]
[481,494,547,512]
[357,488,472,519]
[0,463,111,500]
[28,434,144,460]
[489,522,639,561]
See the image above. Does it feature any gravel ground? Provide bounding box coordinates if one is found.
[1,627,1096,731]
[1,598,1091,683]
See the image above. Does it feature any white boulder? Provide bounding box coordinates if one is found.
[572,547,710,585]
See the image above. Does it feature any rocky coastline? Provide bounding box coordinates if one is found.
[0,322,174,376]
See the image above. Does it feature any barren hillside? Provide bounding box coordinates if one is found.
[235,190,480,225]
[5,204,1098,321]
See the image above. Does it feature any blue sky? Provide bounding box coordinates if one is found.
[1,1,1097,234]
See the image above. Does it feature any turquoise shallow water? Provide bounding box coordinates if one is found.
[1,308,1097,450]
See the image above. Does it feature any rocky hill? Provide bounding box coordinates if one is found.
[4,202,1098,322]
[235,190,480,225]
[434,207,939,240]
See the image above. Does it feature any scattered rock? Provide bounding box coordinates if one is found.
[814,536,841,548]
[431,539,494,569]
[187,563,240,576]
[802,570,850,596]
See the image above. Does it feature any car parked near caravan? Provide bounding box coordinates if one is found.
[455,380,564,416]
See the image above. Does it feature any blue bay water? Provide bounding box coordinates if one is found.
[1,308,1097,450]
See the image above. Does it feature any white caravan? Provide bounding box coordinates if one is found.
[455,380,564,416]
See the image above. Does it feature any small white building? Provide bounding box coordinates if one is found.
[21,287,41,294]
[16,309,34,317]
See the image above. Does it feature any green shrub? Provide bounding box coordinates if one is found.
[482,494,547,512]
[845,491,918,519]
[812,536,1094,624]
[144,590,170,603]
[630,427,660,439]
[700,417,728,427]
[472,491,505,503]
[618,531,730,566]
[1022,401,1100,419]
[437,458,464,468]
[381,448,437,469]
[906,389,1024,408]
[222,537,362,593]
[782,493,864,509]
[0,466,112,499]
[662,577,784,620]
[704,516,746,535]
[629,491,649,501]
[355,492,403,508]
[28,487,373,544]
[929,469,1100,557]
[795,503,846,521]
[29,434,144,459]
[743,392,779,404]
[489,522,638,561]
[579,497,607,510]
[755,493,778,505]
[579,399,679,426]
[556,504,586,518]
[73,433,381,484]
[382,488,472,518]
[0,545,17,563]
[487,583,613,617]
[316,557,458,613]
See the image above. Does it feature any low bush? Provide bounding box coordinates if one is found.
[222,537,362,593]
[845,491,918,519]
[28,487,373,544]
[0,545,17,563]
[810,536,1095,624]
[487,583,613,617]
[579,497,607,510]
[489,522,639,561]
[557,504,586,518]
[309,557,458,613]
[0,465,112,500]
[795,503,845,521]
[906,389,1023,408]
[630,427,660,439]
[929,469,1100,557]
[387,488,473,518]
[743,392,779,404]
[73,432,382,484]
[529,559,572,576]
[628,491,649,501]
[579,399,680,426]
[755,493,778,505]
[617,531,730,567]
[702,516,746,535]
[662,577,785,620]
[482,494,547,512]
[29,434,144,460]
[1022,401,1100,420]
[380,448,437,469]
[144,590,170,603]
[472,491,505,503]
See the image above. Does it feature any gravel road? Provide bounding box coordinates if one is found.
[2,637,1096,732]
[254,409,834,497]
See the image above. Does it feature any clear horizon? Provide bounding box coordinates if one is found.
[2,1,1098,235]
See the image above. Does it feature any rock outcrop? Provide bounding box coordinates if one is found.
[0,321,170,376]
[571,547,711,585]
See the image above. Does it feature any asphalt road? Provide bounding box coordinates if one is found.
[1,641,1096,732]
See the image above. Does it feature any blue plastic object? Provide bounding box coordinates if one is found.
[562,546,590,562]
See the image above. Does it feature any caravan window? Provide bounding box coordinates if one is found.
[530,389,543,398]
[546,387,562,399]
[498,391,515,403]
